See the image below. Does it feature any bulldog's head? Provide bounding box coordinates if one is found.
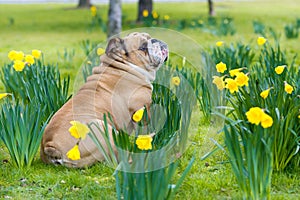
[105,32,169,73]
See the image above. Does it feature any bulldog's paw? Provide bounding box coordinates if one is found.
[43,146,64,165]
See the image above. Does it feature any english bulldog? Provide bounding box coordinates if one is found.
[40,32,168,168]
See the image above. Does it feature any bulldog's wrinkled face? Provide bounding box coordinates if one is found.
[105,32,168,71]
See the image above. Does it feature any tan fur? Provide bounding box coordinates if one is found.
[40,32,168,168]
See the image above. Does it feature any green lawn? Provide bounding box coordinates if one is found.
[0,1,300,199]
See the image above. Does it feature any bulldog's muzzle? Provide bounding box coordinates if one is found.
[148,39,168,68]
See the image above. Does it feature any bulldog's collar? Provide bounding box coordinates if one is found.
[128,62,155,84]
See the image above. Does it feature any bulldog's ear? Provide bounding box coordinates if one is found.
[105,37,127,57]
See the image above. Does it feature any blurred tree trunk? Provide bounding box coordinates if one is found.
[208,0,215,16]
[108,0,122,39]
[137,0,153,22]
[78,0,91,8]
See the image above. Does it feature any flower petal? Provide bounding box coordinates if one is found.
[246,107,264,125]
[0,93,10,100]
[69,121,90,140]
[66,145,81,160]
[132,107,145,122]
[284,82,294,94]
[261,113,273,128]
[136,135,153,150]
[171,76,181,86]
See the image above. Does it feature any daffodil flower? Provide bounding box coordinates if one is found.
[97,48,105,56]
[69,121,90,140]
[32,49,42,59]
[142,9,149,17]
[246,107,264,125]
[15,51,25,61]
[246,107,273,128]
[171,76,180,86]
[257,36,267,46]
[132,107,145,122]
[0,93,10,100]
[225,78,238,93]
[216,41,224,47]
[152,11,158,19]
[90,6,97,17]
[66,144,81,160]
[260,88,272,99]
[229,68,244,77]
[13,60,26,72]
[164,15,170,20]
[284,81,294,94]
[136,135,153,150]
[235,72,249,87]
[261,113,273,128]
[275,65,286,75]
[216,62,227,73]
[8,50,17,61]
[212,76,225,90]
[25,55,35,65]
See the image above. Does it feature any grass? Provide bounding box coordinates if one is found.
[0,0,300,199]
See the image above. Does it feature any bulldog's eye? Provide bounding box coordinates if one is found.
[139,47,147,51]
[138,43,148,52]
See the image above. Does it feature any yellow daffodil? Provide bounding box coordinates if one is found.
[235,72,249,87]
[152,11,158,19]
[261,113,273,128]
[8,50,17,61]
[216,41,224,47]
[298,114,300,119]
[171,76,181,86]
[25,55,35,65]
[136,135,153,150]
[284,82,294,94]
[8,50,24,61]
[225,78,239,93]
[90,6,97,17]
[32,49,42,59]
[142,9,149,17]
[14,51,25,61]
[97,48,105,56]
[0,93,10,100]
[69,121,90,140]
[13,60,26,72]
[163,15,170,20]
[246,107,264,125]
[212,76,225,90]
[257,36,267,46]
[229,68,244,77]
[275,65,286,75]
[260,88,272,99]
[132,107,145,122]
[216,61,227,73]
[66,144,81,160]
